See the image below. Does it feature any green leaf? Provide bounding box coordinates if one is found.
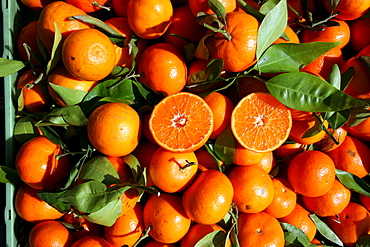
[56,105,89,126]
[340,66,354,91]
[356,235,370,247]
[37,126,65,148]
[0,58,27,77]
[80,156,121,185]
[83,197,122,227]
[46,22,63,75]
[266,72,368,112]
[347,107,370,127]
[259,0,279,15]
[328,64,341,89]
[208,0,227,24]
[326,109,350,130]
[214,126,235,164]
[256,0,287,59]
[255,42,340,73]
[37,190,71,213]
[123,154,142,183]
[14,116,40,144]
[335,169,370,197]
[302,117,323,138]
[280,222,311,247]
[194,230,228,247]
[195,32,213,61]
[236,0,264,21]
[132,80,164,107]
[0,166,20,184]
[309,214,343,247]
[205,59,224,82]
[49,83,88,106]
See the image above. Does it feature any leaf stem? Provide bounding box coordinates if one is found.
[203,23,232,41]
[313,113,340,145]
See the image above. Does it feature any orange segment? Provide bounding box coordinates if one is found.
[149,92,214,153]
[231,92,292,152]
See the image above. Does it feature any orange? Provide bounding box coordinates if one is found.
[324,202,370,246]
[205,11,258,72]
[143,193,191,244]
[15,183,64,224]
[182,169,234,225]
[149,92,214,153]
[149,147,198,193]
[274,143,304,160]
[233,141,265,166]
[264,177,297,218]
[273,25,300,44]
[87,102,141,157]
[65,0,110,13]
[278,203,317,241]
[180,224,228,247]
[29,220,74,247]
[300,47,344,80]
[203,92,234,139]
[325,0,370,21]
[231,92,292,152]
[313,125,348,152]
[163,4,208,55]
[348,18,370,53]
[15,136,71,190]
[348,115,370,142]
[47,64,99,107]
[138,43,187,96]
[254,151,275,173]
[104,203,144,247]
[358,194,370,212]
[62,28,116,81]
[237,212,285,247]
[302,179,351,217]
[300,19,350,50]
[20,0,54,11]
[288,119,329,145]
[127,0,173,39]
[111,0,129,17]
[356,44,370,58]
[287,150,336,197]
[37,1,92,53]
[195,146,223,172]
[17,69,50,113]
[226,76,269,105]
[188,0,237,17]
[228,165,274,213]
[144,241,176,247]
[16,21,41,64]
[141,112,157,144]
[62,212,103,240]
[289,108,316,122]
[341,56,370,99]
[326,135,370,178]
[71,236,111,247]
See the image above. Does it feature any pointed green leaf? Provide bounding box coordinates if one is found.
[356,235,370,247]
[266,72,368,112]
[80,156,120,185]
[214,126,235,164]
[328,64,341,89]
[49,83,88,106]
[205,59,224,82]
[259,0,279,15]
[280,222,311,247]
[0,58,27,77]
[335,169,370,197]
[309,214,344,247]
[347,107,370,127]
[46,22,62,75]
[83,197,122,227]
[14,116,40,144]
[0,166,20,184]
[195,230,228,247]
[327,109,350,130]
[55,105,89,126]
[37,126,65,148]
[208,0,227,23]
[37,190,71,213]
[236,0,264,21]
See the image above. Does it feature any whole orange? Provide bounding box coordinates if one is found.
[87,102,141,157]
[29,220,74,247]
[15,136,71,190]
[143,193,191,244]
[182,169,234,225]
[324,0,370,21]
[228,165,274,213]
[348,18,370,53]
[233,141,265,166]
[341,56,370,99]
[62,28,116,81]
[205,11,259,72]
[287,150,336,197]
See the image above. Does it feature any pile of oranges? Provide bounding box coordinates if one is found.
[4,0,370,246]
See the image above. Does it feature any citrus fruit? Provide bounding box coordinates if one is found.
[16,21,41,64]
[233,141,265,166]
[62,212,103,240]
[341,56,370,99]
[288,119,329,145]
[195,146,223,172]
[144,241,176,247]
[231,92,292,152]
[71,236,112,247]
[20,0,54,11]
[228,165,274,213]
[188,0,237,17]
[226,76,269,105]
[182,169,234,225]
[149,92,214,153]
[325,0,370,21]
[87,102,141,157]
[111,0,129,16]
[273,25,300,44]
[29,220,74,247]
[181,224,229,247]
[255,151,275,173]
[62,28,116,81]
[348,17,370,53]
[287,150,336,197]
[347,116,370,142]
[65,0,110,13]
[313,125,348,152]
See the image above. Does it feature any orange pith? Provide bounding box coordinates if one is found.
[149,92,214,153]
[231,92,292,152]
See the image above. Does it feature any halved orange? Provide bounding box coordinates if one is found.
[231,92,292,152]
[149,92,214,153]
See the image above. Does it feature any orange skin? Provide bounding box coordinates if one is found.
[37,1,92,53]
[20,0,54,11]
[288,150,336,197]
[15,136,71,190]
[29,221,74,247]
[233,141,265,166]
[188,0,237,17]
[279,203,317,241]
[348,115,370,142]
[254,151,275,173]
[141,113,157,144]
[104,204,144,247]
[111,0,129,17]
[237,212,285,247]
[228,165,274,213]
[324,0,370,21]
[16,21,41,64]
[144,241,176,247]
[71,236,112,247]
[127,0,173,39]
[87,102,141,157]
[273,25,300,44]
[47,64,99,107]
[65,0,110,13]
[62,212,103,240]
[289,109,316,122]
[314,125,348,152]
[182,170,234,225]
[203,92,234,140]
[143,193,191,244]
[274,142,304,160]
[324,202,370,246]
[195,146,223,172]
[62,28,116,81]
[263,177,297,218]
[180,224,229,247]
[302,179,351,217]
[341,56,370,99]
[206,11,259,73]
[15,183,64,224]
[326,135,370,178]
[138,43,187,96]
[358,194,370,212]
[348,17,370,53]
[149,147,198,193]
[288,119,329,145]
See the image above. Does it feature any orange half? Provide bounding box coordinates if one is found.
[231,92,292,152]
[149,92,214,153]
